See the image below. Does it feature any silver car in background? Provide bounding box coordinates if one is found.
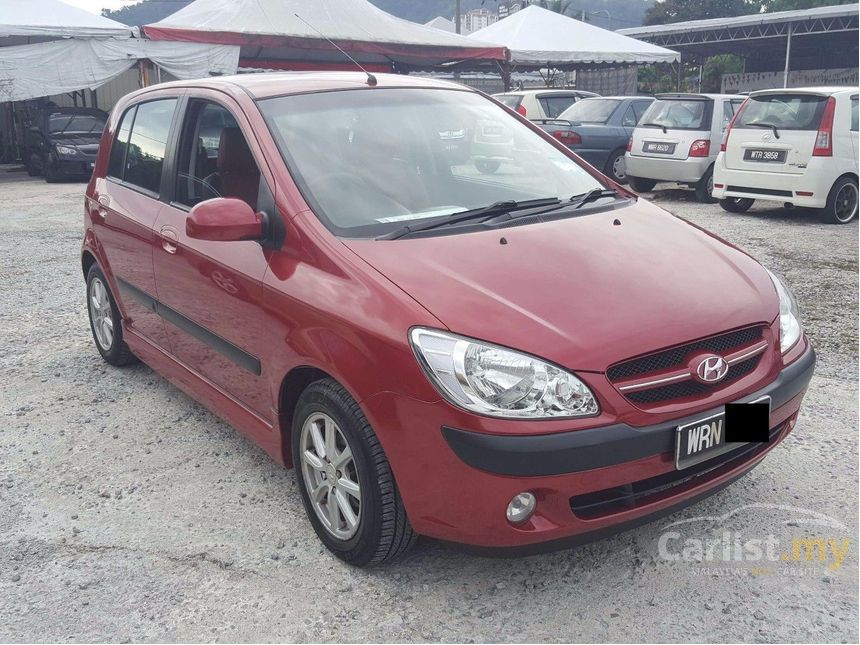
[625,93,746,202]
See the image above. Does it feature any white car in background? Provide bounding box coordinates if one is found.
[494,89,599,120]
[713,87,858,224]
[625,93,746,202]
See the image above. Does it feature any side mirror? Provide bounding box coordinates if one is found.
[187,198,265,242]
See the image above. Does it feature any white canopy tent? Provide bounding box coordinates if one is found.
[469,5,679,68]
[144,0,507,70]
[0,0,239,102]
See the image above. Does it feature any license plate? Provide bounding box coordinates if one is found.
[743,149,786,163]
[643,141,676,154]
[675,396,771,470]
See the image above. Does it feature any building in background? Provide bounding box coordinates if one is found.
[463,8,497,34]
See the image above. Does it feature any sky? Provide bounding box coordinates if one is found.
[62,0,137,14]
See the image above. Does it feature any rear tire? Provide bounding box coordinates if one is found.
[86,264,137,367]
[292,379,417,567]
[820,176,858,224]
[720,197,755,213]
[628,176,657,192]
[603,149,627,184]
[475,159,501,174]
[694,166,717,203]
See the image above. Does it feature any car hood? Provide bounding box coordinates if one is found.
[343,200,778,372]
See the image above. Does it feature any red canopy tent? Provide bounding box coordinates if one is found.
[144,0,508,72]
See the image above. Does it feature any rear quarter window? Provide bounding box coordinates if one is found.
[495,95,523,109]
[737,94,827,131]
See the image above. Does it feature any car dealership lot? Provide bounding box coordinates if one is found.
[0,171,857,642]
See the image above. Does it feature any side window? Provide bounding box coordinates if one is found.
[107,106,135,179]
[721,101,736,129]
[540,95,577,118]
[123,99,177,195]
[851,97,858,132]
[622,105,637,127]
[174,100,261,210]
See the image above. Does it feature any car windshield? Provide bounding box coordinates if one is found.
[560,99,621,124]
[260,88,606,238]
[48,113,106,135]
[640,99,709,130]
[736,94,828,131]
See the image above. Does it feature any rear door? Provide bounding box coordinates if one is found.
[93,94,181,350]
[724,92,829,175]
[629,97,713,160]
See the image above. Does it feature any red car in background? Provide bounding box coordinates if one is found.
[82,73,815,566]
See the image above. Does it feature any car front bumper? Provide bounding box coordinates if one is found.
[362,341,815,550]
[625,153,712,184]
[53,157,97,176]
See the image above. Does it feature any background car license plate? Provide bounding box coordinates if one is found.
[644,141,676,154]
[675,397,771,470]
[743,149,786,163]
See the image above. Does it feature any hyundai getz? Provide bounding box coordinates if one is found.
[82,73,816,566]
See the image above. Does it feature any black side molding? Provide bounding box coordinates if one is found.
[443,345,815,477]
[116,277,262,376]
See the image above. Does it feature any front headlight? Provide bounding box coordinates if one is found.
[766,269,801,353]
[55,145,78,156]
[410,328,599,419]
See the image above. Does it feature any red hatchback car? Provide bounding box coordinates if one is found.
[82,73,815,566]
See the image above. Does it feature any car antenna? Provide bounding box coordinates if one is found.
[293,13,378,87]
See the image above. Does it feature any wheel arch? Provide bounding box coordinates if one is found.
[277,365,334,467]
[81,249,97,279]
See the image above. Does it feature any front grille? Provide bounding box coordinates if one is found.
[569,422,784,520]
[607,326,764,381]
[625,355,759,405]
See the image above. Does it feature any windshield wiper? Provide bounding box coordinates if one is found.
[745,122,780,139]
[642,122,668,134]
[377,198,561,240]
[569,187,621,209]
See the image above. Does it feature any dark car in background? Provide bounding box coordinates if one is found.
[25,107,108,182]
[536,96,654,183]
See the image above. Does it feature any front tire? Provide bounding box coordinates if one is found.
[694,166,717,203]
[44,158,62,183]
[720,197,755,213]
[820,176,858,224]
[292,379,416,566]
[86,264,137,366]
[628,176,657,192]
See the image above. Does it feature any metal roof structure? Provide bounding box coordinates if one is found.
[618,3,857,55]
[618,3,858,88]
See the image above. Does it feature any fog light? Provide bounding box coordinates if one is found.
[506,492,536,525]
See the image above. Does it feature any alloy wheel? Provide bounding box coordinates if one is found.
[834,182,858,223]
[611,154,626,181]
[300,412,362,540]
[89,277,114,351]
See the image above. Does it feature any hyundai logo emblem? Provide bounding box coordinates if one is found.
[694,355,729,383]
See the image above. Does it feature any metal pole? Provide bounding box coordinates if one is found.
[456,0,461,34]
[783,23,793,88]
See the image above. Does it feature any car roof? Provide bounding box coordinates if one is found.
[496,89,597,96]
[126,71,472,101]
[749,86,858,97]
[655,93,740,100]
[577,96,653,101]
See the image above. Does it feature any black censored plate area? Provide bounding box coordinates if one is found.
[675,397,771,470]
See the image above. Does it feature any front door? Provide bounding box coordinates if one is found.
[152,95,274,420]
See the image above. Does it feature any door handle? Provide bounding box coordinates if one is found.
[159,225,178,255]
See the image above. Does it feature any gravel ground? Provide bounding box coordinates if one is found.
[1,168,857,643]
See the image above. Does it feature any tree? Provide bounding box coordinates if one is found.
[759,0,856,10]
[643,0,758,26]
